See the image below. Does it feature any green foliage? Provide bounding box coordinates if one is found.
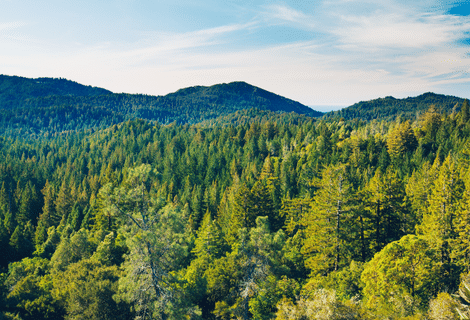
[387,120,418,160]
[102,164,195,319]
[326,93,465,122]
[5,257,62,319]
[361,235,440,317]
[0,96,469,319]
[306,260,365,301]
[52,258,131,320]
[361,166,407,253]
[428,292,458,320]
[302,164,356,276]
[275,289,362,320]
[0,76,321,136]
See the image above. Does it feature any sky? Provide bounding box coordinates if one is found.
[1,0,470,111]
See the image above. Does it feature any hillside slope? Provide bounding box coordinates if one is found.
[0,75,112,109]
[0,76,321,135]
[324,92,466,121]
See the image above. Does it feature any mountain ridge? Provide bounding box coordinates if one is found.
[324,92,466,121]
[0,74,112,109]
[2,74,468,136]
[0,75,322,135]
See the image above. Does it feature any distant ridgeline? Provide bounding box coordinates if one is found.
[324,92,466,121]
[0,75,322,135]
[0,75,112,108]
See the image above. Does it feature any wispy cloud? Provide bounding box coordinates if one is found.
[118,22,257,63]
[333,12,470,49]
[264,4,308,22]
[261,4,316,29]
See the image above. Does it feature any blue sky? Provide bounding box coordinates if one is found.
[1,0,469,111]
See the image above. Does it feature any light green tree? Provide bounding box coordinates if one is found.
[302,164,354,276]
[361,167,406,253]
[428,292,458,320]
[237,216,285,320]
[361,235,440,317]
[386,120,417,159]
[100,164,197,320]
[417,155,463,291]
[5,257,62,320]
[53,258,131,320]
[275,289,361,320]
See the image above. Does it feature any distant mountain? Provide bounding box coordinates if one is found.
[167,81,321,117]
[0,75,322,135]
[0,75,112,109]
[324,92,466,121]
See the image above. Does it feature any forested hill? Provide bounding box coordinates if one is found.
[166,81,321,117]
[0,75,322,136]
[0,75,112,109]
[324,92,466,121]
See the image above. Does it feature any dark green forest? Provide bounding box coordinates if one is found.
[2,76,470,320]
[0,75,321,136]
[325,92,465,121]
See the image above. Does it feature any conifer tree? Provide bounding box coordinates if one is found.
[35,180,56,248]
[55,180,72,224]
[417,156,462,242]
[458,99,470,127]
[226,185,252,246]
[405,160,440,224]
[387,120,417,160]
[454,185,470,272]
[101,164,196,319]
[17,181,40,226]
[302,164,354,276]
[417,155,463,291]
[361,167,405,253]
[0,182,10,224]
[9,221,34,260]
[192,210,225,261]
[421,105,442,145]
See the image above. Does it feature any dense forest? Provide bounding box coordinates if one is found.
[0,75,321,136]
[2,76,470,319]
[325,92,465,121]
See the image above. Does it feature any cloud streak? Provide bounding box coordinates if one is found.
[261,3,317,29]
[333,12,470,49]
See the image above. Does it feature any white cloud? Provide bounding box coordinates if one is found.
[115,22,256,64]
[261,4,316,29]
[264,4,308,22]
[333,12,470,49]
